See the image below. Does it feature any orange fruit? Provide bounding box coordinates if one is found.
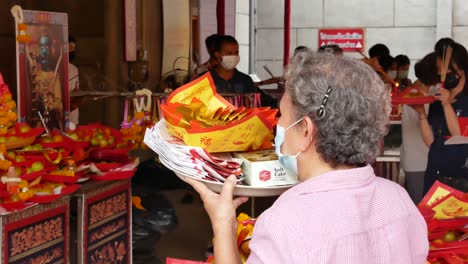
[0,118,8,126]
[18,180,28,189]
[5,100,16,110]
[6,111,17,122]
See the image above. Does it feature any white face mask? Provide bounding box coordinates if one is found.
[397,70,408,80]
[274,118,304,176]
[220,55,240,70]
[387,70,397,80]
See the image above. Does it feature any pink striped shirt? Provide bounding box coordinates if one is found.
[247,165,428,264]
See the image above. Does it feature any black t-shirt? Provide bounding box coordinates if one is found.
[207,68,278,108]
[425,95,468,192]
[209,68,256,94]
[428,96,468,138]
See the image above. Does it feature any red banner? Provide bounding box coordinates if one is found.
[318,28,365,52]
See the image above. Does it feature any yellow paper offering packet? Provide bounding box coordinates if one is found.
[161,73,277,152]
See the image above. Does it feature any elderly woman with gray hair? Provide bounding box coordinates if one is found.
[186,51,428,263]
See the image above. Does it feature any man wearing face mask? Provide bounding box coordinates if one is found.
[209,35,256,94]
[378,55,397,85]
[395,54,412,90]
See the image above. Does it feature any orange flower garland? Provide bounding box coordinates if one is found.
[0,75,18,136]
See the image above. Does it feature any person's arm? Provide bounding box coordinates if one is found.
[412,104,434,147]
[213,224,241,264]
[419,115,434,147]
[185,176,248,264]
[442,104,461,136]
[411,80,433,145]
[437,87,461,136]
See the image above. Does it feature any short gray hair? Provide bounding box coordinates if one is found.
[284,51,391,166]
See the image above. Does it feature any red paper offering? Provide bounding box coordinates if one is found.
[459,117,468,136]
[20,169,46,181]
[418,181,468,263]
[93,162,122,172]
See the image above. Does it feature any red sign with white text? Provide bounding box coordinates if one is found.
[318,28,365,52]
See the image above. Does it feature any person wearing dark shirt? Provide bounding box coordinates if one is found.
[395,54,413,89]
[361,43,390,80]
[210,68,256,94]
[209,35,256,94]
[412,42,468,193]
[378,55,397,85]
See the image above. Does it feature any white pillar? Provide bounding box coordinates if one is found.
[436,0,453,39]
[235,0,251,73]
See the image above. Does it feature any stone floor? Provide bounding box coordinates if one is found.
[155,190,213,262]
[132,190,278,263]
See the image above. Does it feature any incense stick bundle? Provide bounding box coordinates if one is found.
[355,48,368,59]
[440,46,453,86]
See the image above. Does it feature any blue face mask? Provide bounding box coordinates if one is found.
[274,118,304,175]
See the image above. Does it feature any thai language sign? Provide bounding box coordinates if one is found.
[318,28,365,52]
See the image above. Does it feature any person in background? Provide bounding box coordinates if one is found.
[414,38,456,96]
[400,55,432,204]
[379,55,397,77]
[361,43,389,79]
[412,42,468,193]
[318,44,343,55]
[68,36,79,130]
[293,45,307,54]
[395,54,412,89]
[186,51,428,263]
[377,55,397,85]
[369,43,390,59]
[209,35,255,94]
[195,34,221,75]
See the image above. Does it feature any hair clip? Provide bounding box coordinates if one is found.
[316,86,333,118]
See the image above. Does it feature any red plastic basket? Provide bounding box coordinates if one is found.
[391,96,435,105]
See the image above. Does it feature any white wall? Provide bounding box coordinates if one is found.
[235,0,250,73]
[198,0,236,64]
[453,0,468,49]
[254,0,468,83]
[198,0,250,73]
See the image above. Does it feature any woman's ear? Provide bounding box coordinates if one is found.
[300,116,316,152]
[214,51,222,62]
